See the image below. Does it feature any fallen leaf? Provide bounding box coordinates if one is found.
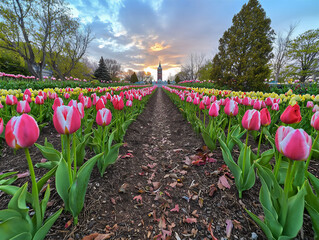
[209,185,217,197]
[162,229,172,238]
[17,171,30,179]
[207,222,218,240]
[184,217,197,224]
[180,170,188,175]
[226,219,233,238]
[145,153,156,161]
[152,182,160,190]
[198,197,204,208]
[184,156,192,165]
[158,215,166,229]
[164,191,171,198]
[147,163,157,169]
[133,195,143,203]
[82,233,114,240]
[233,219,242,230]
[217,175,231,190]
[192,210,199,218]
[170,204,179,212]
[119,183,129,193]
[65,218,73,229]
[169,182,177,188]
[110,198,116,205]
[40,158,47,163]
[208,158,217,163]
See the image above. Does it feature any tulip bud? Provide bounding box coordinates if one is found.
[209,102,220,117]
[96,98,105,111]
[23,94,32,103]
[260,108,271,126]
[242,109,261,131]
[96,108,112,127]
[0,118,3,135]
[224,100,238,117]
[271,103,279,111]
[280,104,302,124]
[80,96,92,109]
[253,100,262,110]
[307,101,314,108]
[199,100,205,110]
[53,106,81,135]
[313,105,319,113]
[17,100,31,114]
[6,95,18,105]
[77,102,85,119]
[275,126,312,161]
[5,114,39,149]
[311,112,319,131]
[35,96,44,105]
[126,100,133,107]
[52,98,64,111]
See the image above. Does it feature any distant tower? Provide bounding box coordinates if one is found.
[157,62,162,82]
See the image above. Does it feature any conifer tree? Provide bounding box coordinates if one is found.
[130,72,138,83]
[94,57,111,82]
[211,0,274,91]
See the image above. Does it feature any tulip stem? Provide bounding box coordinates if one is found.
[25,148,42,230]
[257,127,264,158]
[73,133,77,177]
[305,132,319,176]
[226,117,232,145]
[66,134,72,184]
[284,159,293,196]
[242,131,249,179]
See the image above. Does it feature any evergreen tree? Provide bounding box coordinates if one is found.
[175,75,181,84]
[94,57,111,82]
[130,72,138,83]
[211,0,274,91]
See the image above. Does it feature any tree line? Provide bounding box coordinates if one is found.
[176,0,319,91]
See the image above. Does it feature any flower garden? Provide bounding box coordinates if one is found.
[0,74,318,239]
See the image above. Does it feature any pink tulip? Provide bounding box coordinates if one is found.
[313,105,319,112]
[307,101,314,108]
[271,103,279,111]
[53,106,81,135]
[280,104,302,124]
[23,94,32,103]
[17,100,31,114]
[80,96,92,109]
[52,98,64,111]
[199,100,205,110]
[242,97,252,106]
[193,97,200,105]
[5,114,39,149]
[64,93,70,99]
[275,126,312,161]
[95,98,105,111]
[260,108,271,126]
[242,109,261,131]
[77,102,85,119]
[6,95,18,105]
[265,97,274,106]
[0,118,3,135]
[0,102,4,109]
[126,100,133,107]
[112,96,124,110]
[209,102,220,117]
[24,89,32,97]
[68,99,78,108]
[311,112,319,131]
[224,100,238,117]
[96,108,112,127]
[35,96,44,105]
[186,96,192,103]
[253,100,262,110]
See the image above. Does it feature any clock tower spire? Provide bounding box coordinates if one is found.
[157,62,162,82]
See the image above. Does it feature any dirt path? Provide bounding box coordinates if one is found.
[45,87,270,239]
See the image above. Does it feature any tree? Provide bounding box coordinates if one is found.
[130,72,138,83]
[211,0,275,90]
[94,57,111,82]
[181,53,206,80]
[137,71,152,83]
[104,58,121,79]
[198,60,213,81]
[0,47,29,75]
[286,29,319,82]
[174,75,181,84]
[0,0,80,79]
[272,25,296,82]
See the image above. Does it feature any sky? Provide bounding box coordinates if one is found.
[67,0,319,80]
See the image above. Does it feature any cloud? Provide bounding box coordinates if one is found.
[67,0,319,80]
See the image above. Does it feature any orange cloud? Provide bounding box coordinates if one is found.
[150,42,170,52]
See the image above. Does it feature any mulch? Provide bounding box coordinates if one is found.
[0,87,317,239]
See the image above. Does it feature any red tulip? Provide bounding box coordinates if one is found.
[209,102,220,117]
[17,100,31,114]
[275,126,312,161]
[96,108,112,127]
[224,100,238,117]
[112,96,124,110]
[311,112,319,131]
[5,114,39,149]
[53,106,81,135]
[52,98,64,111]
[0,118,3,135]
[242,109,261,131]
[6,95,18,105]
[280,104,302,124]
[260,108,271,126]
[265,97,274,106]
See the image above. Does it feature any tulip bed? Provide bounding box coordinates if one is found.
[0,84,157,239]
[163,85,319,239]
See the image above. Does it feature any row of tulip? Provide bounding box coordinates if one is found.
[163,85,319,239]
[0,85,157,239]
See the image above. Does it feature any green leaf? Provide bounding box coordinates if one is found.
[99,143,122,175]
[201,130,216,151]
[69,153,103,218]
[34,143,61,163]
[0,172,18,180]
[40,185,51,220]
[9,232,32,240]
[55,160,70,211]
[37,165,58,193]
[0,217,31,240]
[0,185,33,205]
[75,132,92,166]
[246,209,274,240]
[305,180,319,239]
[33,208,63,240]
[308,172,319,194]
[0,209,22,221]
[257,148,275,167]
[281,182,307,238]
[8,183,29,219]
